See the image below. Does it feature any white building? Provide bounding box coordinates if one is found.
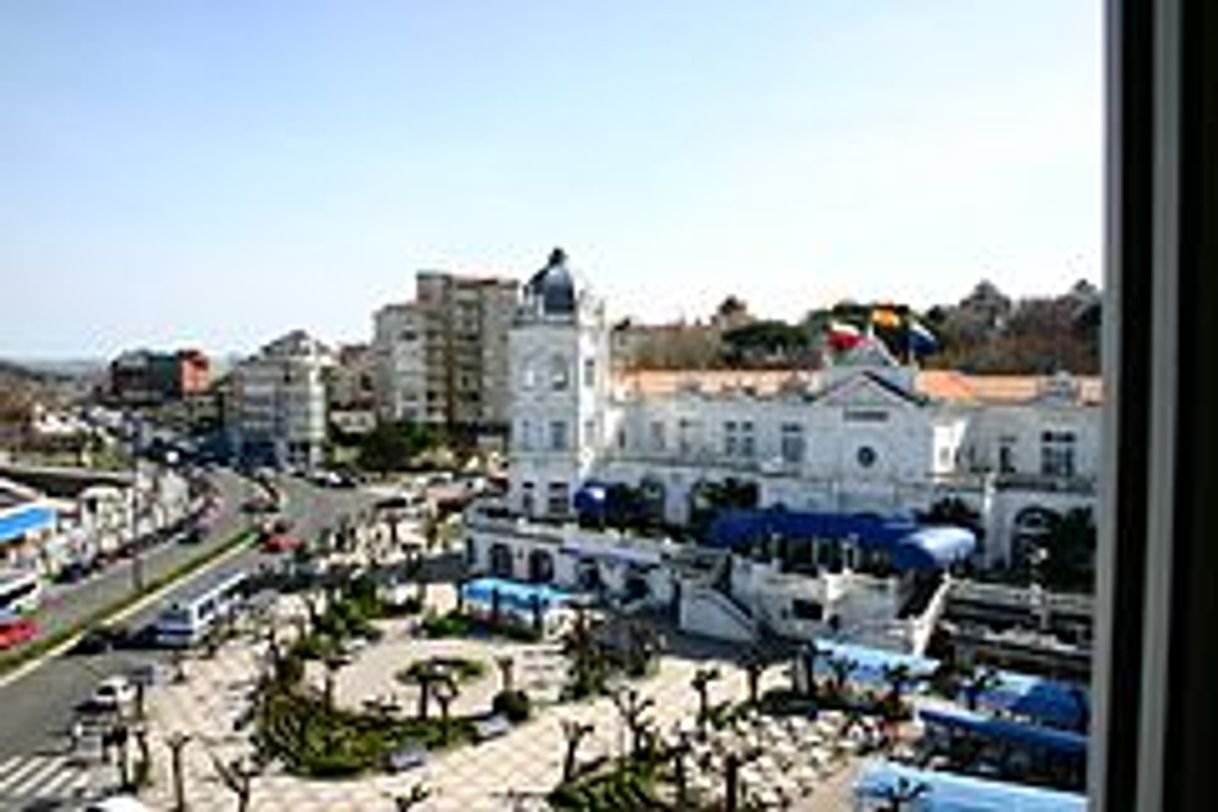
[466,249,1101,650]
[229,330,332,468]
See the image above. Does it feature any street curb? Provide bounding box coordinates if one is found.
[0,529,255,691]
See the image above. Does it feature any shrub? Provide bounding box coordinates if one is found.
[301,751,365,778]
[421,611,472,638]
[492,689,531,722]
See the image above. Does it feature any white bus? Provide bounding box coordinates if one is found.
[153,570,247,648]
[0,570,42,614]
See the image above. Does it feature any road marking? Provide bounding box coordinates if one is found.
[0,754,92,801]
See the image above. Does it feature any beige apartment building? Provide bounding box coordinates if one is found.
[373,271,518,436]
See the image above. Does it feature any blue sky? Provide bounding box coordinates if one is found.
[1,1,1101,358]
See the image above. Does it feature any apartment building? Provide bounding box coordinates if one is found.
[228,330,332,468]
[373,271,518,436]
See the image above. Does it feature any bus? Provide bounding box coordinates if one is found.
[0,570,42,614]
[153,570,248,648]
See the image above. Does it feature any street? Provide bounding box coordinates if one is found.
[0,469,378,765]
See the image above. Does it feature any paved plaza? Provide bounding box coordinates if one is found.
[138,589,863,811]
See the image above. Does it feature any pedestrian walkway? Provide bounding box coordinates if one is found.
[0,752,103,807]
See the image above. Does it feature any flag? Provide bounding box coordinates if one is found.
[908,319,938,354]
[870,308,902,329]
[827,320,864,352]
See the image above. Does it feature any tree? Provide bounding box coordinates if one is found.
[824,655,858,704]
[875,776,930,811]
[211,753,258,812]
[741,647,767,706]
[881,664,914,720]
[611,687,655,760]
[691,667,721,736]
[1037,508,1098,593]
[166,733,192,812]
[407,661,448,721]
[561,719,595,782]
[391,783,432,811]
[432,675,459,744]
[357,421,434,473]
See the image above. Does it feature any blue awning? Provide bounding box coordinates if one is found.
[461,577,571,612]
[919,706,1088,757]
[812,639,940,685]
[706,508,975,571]
[854,760,1086,811]
[0,505,56,544]
[962,670,1089,730]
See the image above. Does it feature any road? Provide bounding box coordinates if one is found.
[0,470,378,762]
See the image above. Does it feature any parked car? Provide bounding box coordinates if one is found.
[84,796,152,812]
[262,534,303,554]
[0,614,38,650]
[70,624,133,656]
[385,742,428,773]
[89,675,137,712]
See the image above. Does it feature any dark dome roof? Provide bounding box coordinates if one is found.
[527,247,576,316]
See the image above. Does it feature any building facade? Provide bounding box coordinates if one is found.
[228,330,332,468]
[372,271,519,436]
[107,349,210,406]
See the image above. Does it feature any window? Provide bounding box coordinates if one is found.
[583,418,595,445]
[549,420,568,451]
[1040,430,1076,477]
[780,422,804,464]
[844,409,889,423]
[583,357,595,388]
[650,420,666,452]
[549,354,570,390]
[723,420,738,456]
[516,419,531,451]
[678,418,693,455]
[857,445,877,468]
[791,599,824,621]
[521,362,535,390]
[999,435,1017,473]
[521,481,535,515]
[740,420,755,458]
[546,481,569,516]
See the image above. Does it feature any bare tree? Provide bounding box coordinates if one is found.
[495,655,516,694]
[210,753,258,812]
[561,719,595,782]
[166,733,191,812]
[432,675,459,744]
[611,687,655,760]
[741,647,767,706]
[690,667,721,737]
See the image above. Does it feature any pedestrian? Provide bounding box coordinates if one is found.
[69,719,84,753]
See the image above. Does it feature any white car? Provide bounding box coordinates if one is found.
[90,676,137,712]
[84,797,152,812]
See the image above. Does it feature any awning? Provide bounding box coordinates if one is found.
[854,759,1086,811]
[0,505,57,544]
[706,507,975,571]
[919,706,1088,757]
[961,669,1089,730]
[812,639,940,685]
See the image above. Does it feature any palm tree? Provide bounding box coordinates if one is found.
[825,655,858,703]
[561,719,595,781]
[496,655,515,694]
[432,675,459,744]
[166,732,192,812]
[875,776,930,811]
[408,661,448,721]
[691,667,721,736]
[611,687,655,760]
[741,647,767,706]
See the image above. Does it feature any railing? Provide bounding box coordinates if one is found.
[950,580,1094,616]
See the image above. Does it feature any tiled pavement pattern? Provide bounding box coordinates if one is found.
[142,599,862,811]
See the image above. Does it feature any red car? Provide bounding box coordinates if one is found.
[262,534,303,554]
[0,616,39,650]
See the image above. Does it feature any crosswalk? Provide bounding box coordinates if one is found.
[0,753,100,807]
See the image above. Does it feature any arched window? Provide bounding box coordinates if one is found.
[490,543,514,578]
[528,549,555,583]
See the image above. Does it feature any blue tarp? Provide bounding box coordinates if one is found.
[812,639,940,686]
[854,760,1087,811]
[919,707,1088,758]
[461,577,571,612]
[963,670,1089,731]
[0,505,56,544]
[705,508,974,571]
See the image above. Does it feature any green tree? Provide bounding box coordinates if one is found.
[357,421,435,473]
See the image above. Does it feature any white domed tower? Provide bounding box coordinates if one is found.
[507,248,610,518]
